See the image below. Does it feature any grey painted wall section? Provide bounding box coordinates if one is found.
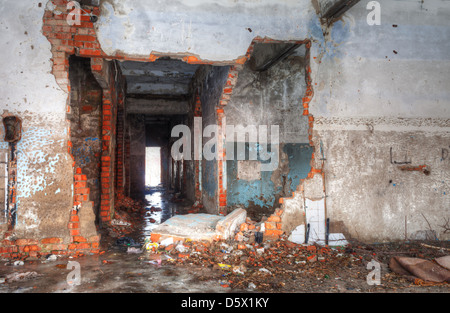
[224,46,312,216]
[118,59,199,95]
[95,0,318,62]
[225,46,309,144]
[308,0,450,241]
[128,114,146,199]
[126,98,189,115]
[197,66,229,214]
[310,0,450,119]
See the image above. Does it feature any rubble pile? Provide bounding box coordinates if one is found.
[108,196,148,236]
[233,217,264,243]
[140,234,357,291]
[139,232,450,291]
[105,194,449,292]
[115,196,148,213]
[185,201,203,214]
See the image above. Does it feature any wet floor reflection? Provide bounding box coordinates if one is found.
[139,186,180,243]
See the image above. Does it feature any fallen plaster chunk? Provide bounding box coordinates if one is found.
[160,237,174,246]
[150,208,247,243]
[288,224,305,244]
[259,268,272,275]
[175,243,188,253]
[151,213,225,242]
[215,208,247,240]
[111,219,131,226]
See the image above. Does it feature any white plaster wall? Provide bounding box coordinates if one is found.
[95,0,318,61]
[0,1,72,238]
[0,1,68,115]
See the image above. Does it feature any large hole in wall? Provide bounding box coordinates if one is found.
[120,58,230,209]
[116,42,312,221]
[61,40,314,247]
[224,42,313,220]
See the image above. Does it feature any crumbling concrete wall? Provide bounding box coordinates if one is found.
[188,65,230,214]
[0,2,73,241]
[95,0,317,63]
[127,114,146,199]
[224,46,312,218]
[200,66,230,214]
[1,0,448,246]
[168,116,187,193]
[184,100,197,203]
[307,0,450,242]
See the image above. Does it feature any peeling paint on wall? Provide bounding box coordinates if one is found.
[227,143,312,217]
[16,126,66,198]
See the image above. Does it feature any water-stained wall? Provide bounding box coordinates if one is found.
[308,0,450,241]
[224,45,312,218]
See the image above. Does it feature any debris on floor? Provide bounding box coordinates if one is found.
[115,196,149,213]
[389,255,450,283]
[139,226,450,291]
[115,236,139,247]
[110,193,449,292]
[139,232,349,291]
[3,271,42,283]
[185,201,203,214]
[107,196,149,237]
[0,183,448,293]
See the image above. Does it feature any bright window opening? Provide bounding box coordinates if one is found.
[145,147,161,187]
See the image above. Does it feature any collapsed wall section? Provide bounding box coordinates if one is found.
[224,42,313,220]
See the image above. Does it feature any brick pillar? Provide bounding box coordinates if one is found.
[216,66,239,215]
[193,95,202,202]
[124,130,131,197]
[217,108,227,214]
[115,107,125,199]
[100,93,114,223]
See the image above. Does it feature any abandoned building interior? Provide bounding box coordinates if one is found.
[0,0,448,293]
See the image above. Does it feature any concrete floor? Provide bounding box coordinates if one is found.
[0,187,448,296]
[0,251,235,293]
[0,187,239,293]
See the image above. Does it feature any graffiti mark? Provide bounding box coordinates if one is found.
[390,147,411,165]
[398,164,430,175]
[442,147,449,161]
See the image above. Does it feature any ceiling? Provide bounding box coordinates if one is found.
[118,58,200,98]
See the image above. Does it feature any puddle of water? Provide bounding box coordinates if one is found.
[140,188,180,243]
